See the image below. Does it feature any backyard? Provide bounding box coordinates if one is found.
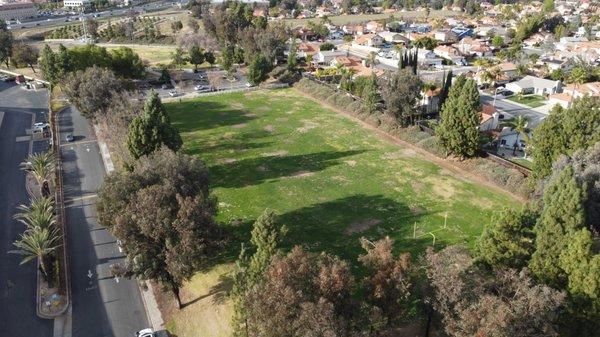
[163,88,518,336]
[507,94,546,108]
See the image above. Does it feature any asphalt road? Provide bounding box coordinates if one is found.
[58,106,149,337]
[0,83,53,336]
[480,93,547,128]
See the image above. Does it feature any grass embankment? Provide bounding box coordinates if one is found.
[163,89,518,336]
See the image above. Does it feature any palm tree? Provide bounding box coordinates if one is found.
[21,152,56,198]
[9,226,61,282]
[481,66,502,87]
[14,197,55,230]
[567,67,588,106]
[366,51,378,67]
[502,115,530,156]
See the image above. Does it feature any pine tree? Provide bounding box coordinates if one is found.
[461,77,482,113]
[529,166,587,287]
[436,76,481,159]
[248,210,286,282]
[126,91,182,160]
[476,208,536,270]
[39,44,58,85]
[398,52,404,69]
[363,73,380,114]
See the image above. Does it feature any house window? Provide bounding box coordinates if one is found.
[500,139,507,146]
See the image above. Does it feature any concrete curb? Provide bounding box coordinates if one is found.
[93,124,164,330]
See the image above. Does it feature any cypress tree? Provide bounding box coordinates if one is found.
[398,52,404,69]
[412,48,418,75]
[530,166,587,287]
[126,91,182,160]
[438,70,453,111]
[39,45,58,85]
[363,73,380,114]
[248,209,286,282]
[436,77,481,158]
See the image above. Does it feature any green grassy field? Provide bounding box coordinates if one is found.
[164,88,518,337]
[167,88,517,260]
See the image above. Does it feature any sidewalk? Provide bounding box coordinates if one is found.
[93,125,165,331]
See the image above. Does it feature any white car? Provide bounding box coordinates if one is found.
[194,84,208,91]
[135,328,169,337]
[168,90,179,97]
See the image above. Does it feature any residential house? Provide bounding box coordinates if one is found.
[550,81,600,107]
[479,105,500,132]
[450,26,474,39]
[296,42,319,58]
[421,87,442,114]
[365,20,385,33]
[523,32,553,47]
[474,62,518,86]
[434,29,458,43]
[329,56,385,78]
[455,37,492,57]
[378,31,409,44]
[539,57,572,71]
[353,34,384,48]
[313,50,347,65]
[433,45,465,65]
[343,24,365,35]
[505,75,561,95]
[416,48,443,67]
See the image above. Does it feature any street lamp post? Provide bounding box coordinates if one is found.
[492,86,504,108]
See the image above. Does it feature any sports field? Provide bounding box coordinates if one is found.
[163,88,518,337]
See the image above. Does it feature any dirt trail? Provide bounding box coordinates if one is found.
[293,88,527,203]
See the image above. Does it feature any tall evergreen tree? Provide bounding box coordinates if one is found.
[363,73,380,114]
[0,20,13,68]
[438,70,453,111]
[476,208,537,270]
[126,91,182,160]
[529,166,587,287]
[39,44,58,85]
[436,76,481,159]
[412,48,418,75]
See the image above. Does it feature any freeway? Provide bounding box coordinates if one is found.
[0,83,53,336]
[480,93,547,128]
[57,106,149,337]
[8,0,178,31]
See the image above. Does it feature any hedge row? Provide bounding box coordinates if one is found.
[295,78,532,198]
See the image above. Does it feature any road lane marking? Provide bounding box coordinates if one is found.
[64,193,98,205]
[59,139,97,147]
[0,111,4,129]
[15,135,30,142]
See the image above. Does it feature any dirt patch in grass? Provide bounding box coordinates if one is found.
[411,181,425,193]
[344,160,357,167]
[261,150,288,157]
[222,132,236,139]
[410,205,424,215]
[244,113,257,117]
[230,102,244,110]
[232,123,247,129]
[276,117,289,122]
[264,125,275,132]
[297,120,318,133]
[289,171,315,178]
[257,165,269,172]
[346,218,381,235]
[221,158,237,164]
[425,176,457,199]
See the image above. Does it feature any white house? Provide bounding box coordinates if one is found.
[505,75,562,95]
[416,48,443,66]
[378,31,408,44]
[312,50,347,65]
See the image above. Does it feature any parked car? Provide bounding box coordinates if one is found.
[501,90,513,97]
[194,84,208,91]
[168,90,179,97]
[161,83,173,90]
[65,133,74,142]
[135,328,169,337]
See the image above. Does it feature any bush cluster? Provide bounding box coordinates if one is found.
[295,78,532,197]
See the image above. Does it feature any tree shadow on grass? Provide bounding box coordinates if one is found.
[185,129,276,157]
[168,100,257,133]
[225,194,433,266]
[210,150,366,189]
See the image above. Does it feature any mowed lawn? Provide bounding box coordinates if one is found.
[167,89,518,259]
[164,88,518,337]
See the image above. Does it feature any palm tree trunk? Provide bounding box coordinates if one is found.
[172,281,182,309]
